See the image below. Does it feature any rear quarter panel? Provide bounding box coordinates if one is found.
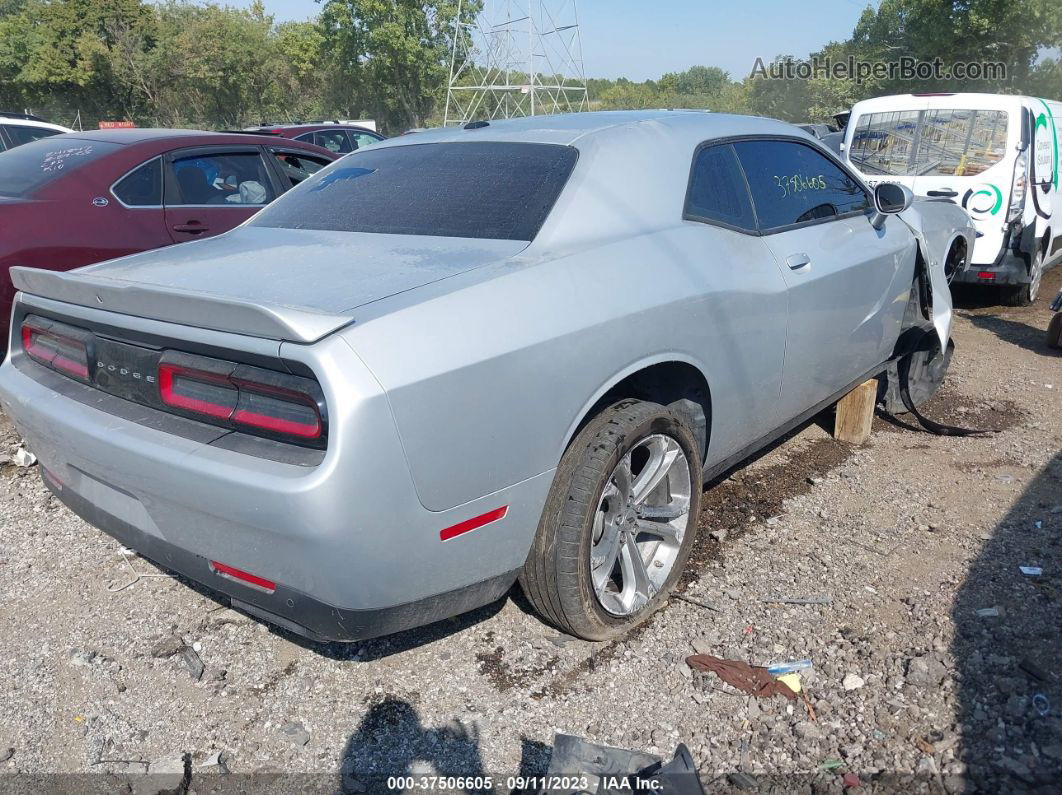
[340,223,789,513]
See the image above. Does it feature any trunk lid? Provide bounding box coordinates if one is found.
[11,227,528,342]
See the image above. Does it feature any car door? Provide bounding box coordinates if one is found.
[683,142,791,451]
[163,146,279,243]
[733,138,915,421]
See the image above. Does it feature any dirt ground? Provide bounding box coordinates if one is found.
[0,269,1060,794]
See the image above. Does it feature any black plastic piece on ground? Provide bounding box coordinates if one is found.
[544,734,705,795]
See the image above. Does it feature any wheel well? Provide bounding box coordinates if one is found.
[574,362,712,458]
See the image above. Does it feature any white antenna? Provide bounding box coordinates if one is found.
[445,0,588,126]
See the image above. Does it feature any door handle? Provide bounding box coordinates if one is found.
[786,253,812,271]
[927,188,958,198]
[172,223,208,234]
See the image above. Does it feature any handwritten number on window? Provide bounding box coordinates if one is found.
[773,174,826,198]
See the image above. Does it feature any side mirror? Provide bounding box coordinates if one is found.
[870,182,913,230]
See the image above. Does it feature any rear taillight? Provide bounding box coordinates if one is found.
[1007,149,1029,222]
[158,352,325,445]
[158,363,238,419]
[21,318,91,382]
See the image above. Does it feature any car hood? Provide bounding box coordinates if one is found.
[11,228,528,342]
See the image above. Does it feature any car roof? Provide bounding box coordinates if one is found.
[370,110,807,150]
[1,116,73,133]
[251,123,380,135]
[36,129,342,155]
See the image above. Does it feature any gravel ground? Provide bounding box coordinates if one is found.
[1,269,1060,794]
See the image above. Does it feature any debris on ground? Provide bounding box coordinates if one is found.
[766,659,812,675]
[1,273,1060,790]
[687,655,797,700]
[762,595,833,605]
[150,635,185,659]
[842,673,865,691]
[279,722,310,747]
[180,646,205,681]
[546,734,705,795]
[12,447,36,468]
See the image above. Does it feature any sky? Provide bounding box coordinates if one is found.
[221,0,879,82]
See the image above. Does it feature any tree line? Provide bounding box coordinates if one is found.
[0,0,1060,136]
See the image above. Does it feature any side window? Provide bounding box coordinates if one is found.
[351,132,380,150]
[271,150,330,188]
[685,143,756,231]
[314,130,352,154]
[733,140,870,230]
[112,158,162,206]
[293,132,315,144]
[913,109,1008,177]
[170,151,275,206]
[3,124,61,148]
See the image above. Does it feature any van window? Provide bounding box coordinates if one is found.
[849,109,1008,177]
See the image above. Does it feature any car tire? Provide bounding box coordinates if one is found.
[1000,248,1044,307]
[520,400,702,640]
[1047,312,1062,350]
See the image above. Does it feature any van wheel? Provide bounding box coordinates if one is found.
[1000,248,1043,306]
[520,400,701,640]
[1047,312,1062,350]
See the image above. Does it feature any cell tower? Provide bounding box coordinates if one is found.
[444,0,588,126]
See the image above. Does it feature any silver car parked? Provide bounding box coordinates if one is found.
[0,111,974,641]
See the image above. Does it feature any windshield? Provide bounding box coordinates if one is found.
[0,137,122,197]
[250,141,578,241]
[848,108,1009,177]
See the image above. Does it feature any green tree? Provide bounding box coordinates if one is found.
[318,0,479,132]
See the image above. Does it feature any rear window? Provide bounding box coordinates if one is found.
[849,109,1009,177]
[250,141,579,241]
[0,137,122,198]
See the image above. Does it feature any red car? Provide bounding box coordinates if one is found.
[245,122,385,154]
[0,129,337,349]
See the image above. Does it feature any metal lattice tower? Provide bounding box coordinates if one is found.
[444,0,588,126]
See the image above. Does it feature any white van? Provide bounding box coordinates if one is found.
[844,93,1062,304]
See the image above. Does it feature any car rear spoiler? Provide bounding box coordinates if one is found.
[9,266,355,343]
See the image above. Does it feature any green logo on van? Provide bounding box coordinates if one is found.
[961,183,1003,216]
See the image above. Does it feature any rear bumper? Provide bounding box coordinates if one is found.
[953,250,1028,286]
[0,305,553,640]
[45,471,517,642]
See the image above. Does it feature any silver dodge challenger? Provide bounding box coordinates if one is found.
[0,111,974,642]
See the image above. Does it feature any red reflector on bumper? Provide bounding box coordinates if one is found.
[439,506,508,542]
[210,561,276,593]
[977,271,996,280]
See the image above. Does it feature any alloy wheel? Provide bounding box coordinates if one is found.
[589,433,692,616]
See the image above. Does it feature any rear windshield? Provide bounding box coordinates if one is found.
[0,137,122,197]
[848,109,1009,177]
[250,141,578,241]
